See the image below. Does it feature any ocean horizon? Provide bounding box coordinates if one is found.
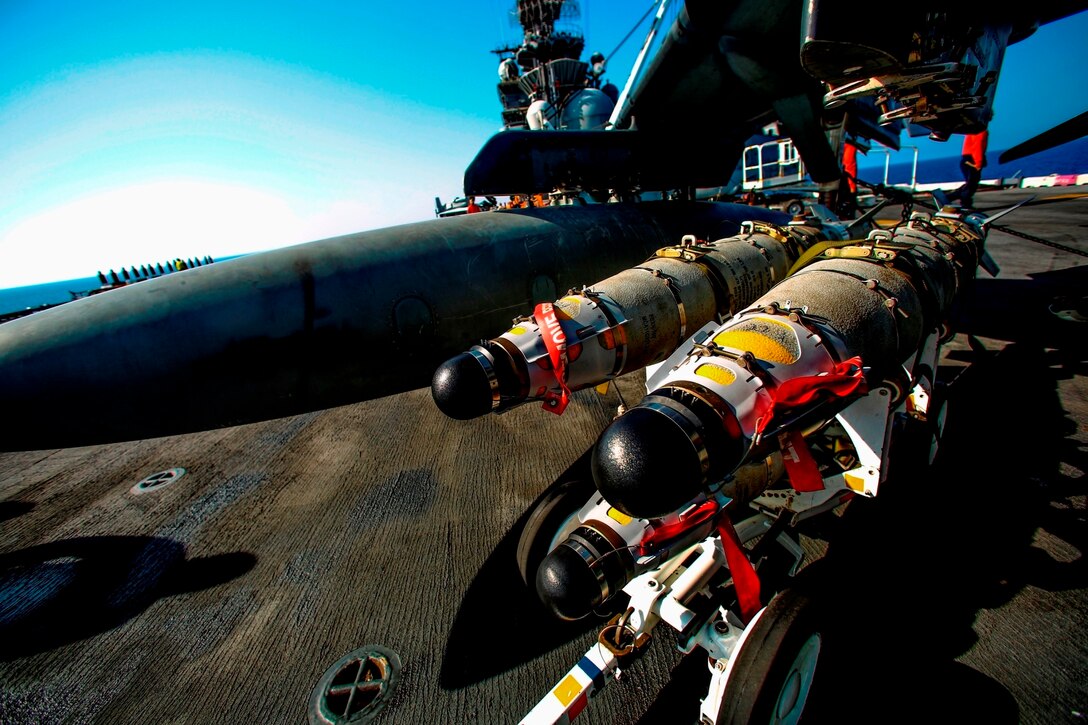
[3,136,1087,315]
[0,255,244,316]
[857,136,1088,186]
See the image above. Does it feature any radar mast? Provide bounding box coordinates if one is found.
[493,0,612,130]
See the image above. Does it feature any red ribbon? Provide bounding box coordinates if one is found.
[639,500,719,553]
[639,501,761,624]
[533,302,573,415]
[755,356,867,435]
[778,428,824,492]
[718,517,762,623]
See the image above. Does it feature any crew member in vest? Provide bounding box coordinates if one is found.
[958,129,989,208]
[839,140,860,218]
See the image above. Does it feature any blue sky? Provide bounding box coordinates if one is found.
[1,1,1086,288]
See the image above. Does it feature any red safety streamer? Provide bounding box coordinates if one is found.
[718,517,762,623]
[778,429,824,492]
[533,302,573,415]
[755,356,867,436]
[639,500,719,553]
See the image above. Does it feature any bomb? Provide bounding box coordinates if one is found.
[432,216,868,419]
[592,209,986,518]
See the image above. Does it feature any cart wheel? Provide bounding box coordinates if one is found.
[717,586,822,725]
[515,477,595,590]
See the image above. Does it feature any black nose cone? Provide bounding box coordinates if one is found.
[591,406,704,519]
[431,352,493,420]
[536,545,601,621]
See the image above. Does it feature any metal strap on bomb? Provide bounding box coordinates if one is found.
[581,289,629,377]
[651,235,715,262]
[652,238,737,319]
[642,395,712,478]
[816,243,906,262]
[868,235,943,323]
[737,223,823,287]
[897,226,957,256]
[798,268,905,314]
[562,529,622,601]
[635,267,687,342]
[655,309,844,451]
[653,353,770,461]
[900,215,978,271]
[741,220,811,261]
[467,346,501,411]
[552,293,630,386]
[741,220,789,245]
[929,215,986,257]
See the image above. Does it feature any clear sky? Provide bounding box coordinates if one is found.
[1,1,1086,289]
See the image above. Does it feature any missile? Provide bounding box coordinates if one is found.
[0,202,788,451]
[431,213,872,420]
[591,208,987,518]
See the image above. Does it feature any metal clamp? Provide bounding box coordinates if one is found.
[598,609,648,657]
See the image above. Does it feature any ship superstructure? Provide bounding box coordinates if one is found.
[492,0,617,131]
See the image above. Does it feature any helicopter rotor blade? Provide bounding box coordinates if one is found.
[998,110,1088,163]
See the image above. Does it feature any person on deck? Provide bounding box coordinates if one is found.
[957,130,988,208]
[843,142,858,193]
[839,141,859,218]
[466,196,482,213]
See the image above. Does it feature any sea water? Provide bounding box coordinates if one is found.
[859,136,1088,186]
[0,257,244,317]
[3,137,1087,315]
[0,276,104,313]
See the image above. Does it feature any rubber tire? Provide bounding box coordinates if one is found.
[515,477,596,589]
[717,586,822,725]
[786,200,805,217]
